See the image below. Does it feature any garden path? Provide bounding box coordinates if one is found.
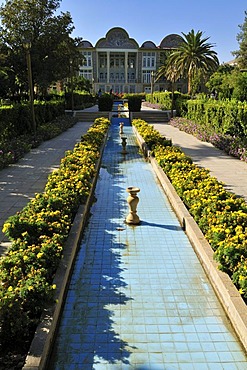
[152,119,247,202]
[0,120,92,255]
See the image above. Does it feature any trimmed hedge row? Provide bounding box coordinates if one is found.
[145,91,190,116]
[187,98,247,138]
[0,115,77,170]
[0,101,65,139]
[0,117,110,348]
[132,118,247,302]
[65,91,96,110]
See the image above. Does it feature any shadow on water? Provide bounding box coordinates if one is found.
[48,120,143,368]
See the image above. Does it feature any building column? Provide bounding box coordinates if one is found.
[95,51,99,83]
[125,51,128,83]
[107,51,110,84]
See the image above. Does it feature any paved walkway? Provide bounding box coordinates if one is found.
[152,121,247,202]
[0,120,92,255]
[49,119,247,369]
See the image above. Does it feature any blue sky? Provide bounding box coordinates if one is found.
[57,0,247,63]
[0,0,246,63]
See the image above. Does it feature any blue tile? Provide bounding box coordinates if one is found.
[50,121,247,369]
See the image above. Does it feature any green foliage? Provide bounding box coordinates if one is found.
[231,72,247,101]
[0,0,80,94]
[98,93,114,111]
[65,91,95,110]
[186,98,247,138]
[233,10,247,69]
[206,67,247,101]
[127,95,142,112]
[145,91,190,116]
[0,101,65,139]
[146,91,172,110]
[167,29,219,94]
[0,117,110,348]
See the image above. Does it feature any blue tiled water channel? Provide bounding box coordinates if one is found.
[49,120,247,369]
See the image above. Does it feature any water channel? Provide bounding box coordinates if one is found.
[48,111,247,369]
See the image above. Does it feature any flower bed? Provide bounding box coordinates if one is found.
[0,115,78,170]
[132,118,247,302]
[170,117,247,163]
[0,117,110,350]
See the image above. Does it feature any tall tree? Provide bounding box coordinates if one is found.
[0,0,81,94]
[233,10,247,69]
[167,29,219,95]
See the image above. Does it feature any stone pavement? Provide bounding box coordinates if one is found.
[152,121,247,202]
[48,118,247,369]
[0,119,92,255]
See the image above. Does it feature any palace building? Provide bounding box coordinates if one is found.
[78,27,187,95]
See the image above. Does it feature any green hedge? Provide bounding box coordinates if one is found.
[146,91,171,110]
[145,91,190,116]
[187,98,247,138]
[0,117,110,348]
[98,93,114,111]
[0,101,65,139]
[127,95,142,112]
[65,91,95,110]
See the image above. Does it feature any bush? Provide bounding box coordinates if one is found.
[65,91,95,110]
[145,91,190,115]
[0,117,110,349]
[0,101,65,139]
[98,93,114,111]
[127,95,142,112]
[186,98,247,138]
[170,117,247,163]
[0,115,77,170]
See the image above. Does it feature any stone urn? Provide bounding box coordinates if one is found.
[119,122,124,134]
[126,186,140,224]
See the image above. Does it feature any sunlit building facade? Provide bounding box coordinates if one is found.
[78,27,187,94]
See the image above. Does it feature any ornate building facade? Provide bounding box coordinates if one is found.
[78,27,187,95]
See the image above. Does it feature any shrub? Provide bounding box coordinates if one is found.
[132,119,172,150]
[169,117,247,163]
[0,117,110,348]
[65,91,95,110]
[98,93,114,111]
[127,95,142,112]
[186,98,247,138]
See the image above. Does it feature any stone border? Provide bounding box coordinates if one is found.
[23,130,109,370]
[133,126,247,351]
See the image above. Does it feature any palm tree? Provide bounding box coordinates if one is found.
[167,29,219,95]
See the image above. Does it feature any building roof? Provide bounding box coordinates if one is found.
[140,41,157,49]
[79,28,183,51]
[159,34,183,49]
[95,27,139,49]
[79,40,93,48]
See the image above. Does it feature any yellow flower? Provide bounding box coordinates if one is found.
[2,222,11,233]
